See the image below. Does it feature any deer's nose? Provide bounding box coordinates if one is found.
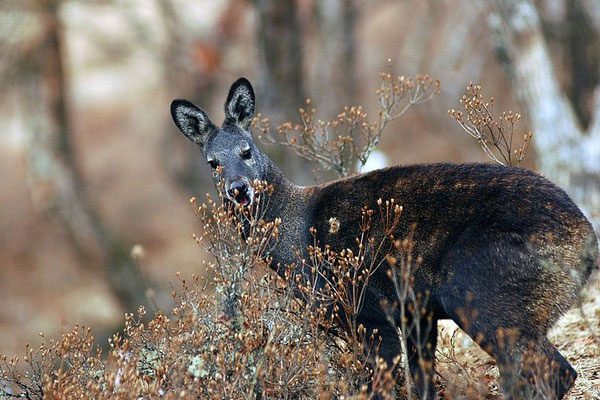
[228,180,248,198]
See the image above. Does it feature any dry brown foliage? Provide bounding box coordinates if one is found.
[256,73,440,178]
[449,82,533,166]
[0,183,414,399]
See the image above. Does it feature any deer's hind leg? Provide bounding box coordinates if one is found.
[435,232,577,399]
[517,337,577,399]
[486,335,576,399]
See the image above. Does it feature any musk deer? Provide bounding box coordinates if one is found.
[170,78,599,399]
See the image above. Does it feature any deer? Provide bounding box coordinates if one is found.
[170,77,599,399]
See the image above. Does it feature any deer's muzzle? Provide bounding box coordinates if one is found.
[227,179,253,206]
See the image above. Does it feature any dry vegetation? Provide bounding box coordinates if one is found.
[1,75,599,399]
[256,72,440,177]
[449,83,533,167]
[0,186,404,399]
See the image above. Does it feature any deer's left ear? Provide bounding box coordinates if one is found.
[224,77,255,130]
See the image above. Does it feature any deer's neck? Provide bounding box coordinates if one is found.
[261,159,310,271]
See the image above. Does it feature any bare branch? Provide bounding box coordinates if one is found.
[449,82,533,166]
[256,72,440,178]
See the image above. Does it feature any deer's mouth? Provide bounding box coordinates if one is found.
[228,186,254,207]
[236,192,252,206]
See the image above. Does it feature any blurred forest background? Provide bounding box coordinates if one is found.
[1,0,599,357]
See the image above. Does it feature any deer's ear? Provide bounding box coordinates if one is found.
[171,100,216,147]
[224,77,255,130]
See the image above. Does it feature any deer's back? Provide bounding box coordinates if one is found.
[306,163,597,281]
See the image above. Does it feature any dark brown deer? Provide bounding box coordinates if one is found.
[170,78,598,399]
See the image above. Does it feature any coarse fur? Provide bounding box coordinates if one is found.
[171,78,599,399]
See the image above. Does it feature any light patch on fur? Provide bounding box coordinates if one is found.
[328,217,340,234]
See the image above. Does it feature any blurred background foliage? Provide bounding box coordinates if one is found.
[0,0,598,355]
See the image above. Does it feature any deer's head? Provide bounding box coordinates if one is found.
[171,78,268,206]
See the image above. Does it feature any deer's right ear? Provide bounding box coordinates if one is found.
[224,77,255,130]
[170,100,216,147]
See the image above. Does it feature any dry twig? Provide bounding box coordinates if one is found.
[256,73,440,178]
[449,82,533,166]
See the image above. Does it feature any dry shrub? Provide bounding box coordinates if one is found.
[435,324,498,399]
[0,183,411,399]
[449,82,533,166]
[256,73,440,178]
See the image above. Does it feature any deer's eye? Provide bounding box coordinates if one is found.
[241,149,252,160]
[208,160,219,169]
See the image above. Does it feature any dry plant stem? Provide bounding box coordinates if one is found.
[190,178,278,329]
[296,198,407,397]
[256,73,439,178]
[387,227,418,400]
[449,82,533,166]
[436,329,461,373]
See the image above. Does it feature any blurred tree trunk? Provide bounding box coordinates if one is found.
[492,0,600,233]
[254,0,311,183]
[580,0,600,33]
[255,0,306,123]
[157,0,250,193]
[155,0,217,193]
[537,0,600,129]
[313,0,357,117]
[25,1,149,313]
[564,0,600,129]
